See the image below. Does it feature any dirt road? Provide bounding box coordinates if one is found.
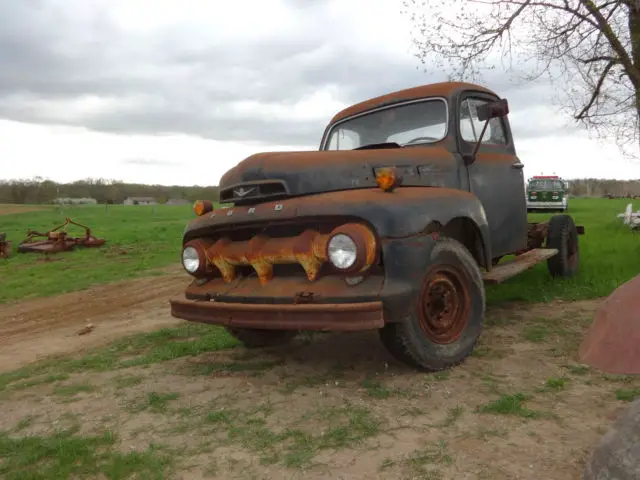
[0,268,188,372]
[1,271,639,479]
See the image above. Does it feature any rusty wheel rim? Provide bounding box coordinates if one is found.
[418,265,471,344]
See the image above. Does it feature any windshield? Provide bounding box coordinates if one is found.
[324,98,448,150]
[528,179,564,191]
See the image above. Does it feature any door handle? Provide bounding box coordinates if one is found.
[512,162,524,169]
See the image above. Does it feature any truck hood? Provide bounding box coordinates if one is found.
[218,146,453,204]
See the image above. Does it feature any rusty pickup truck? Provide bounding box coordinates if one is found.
[169,81,584,372]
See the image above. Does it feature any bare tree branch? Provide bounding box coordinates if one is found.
[402,0,640,156]
[577,59,618,118]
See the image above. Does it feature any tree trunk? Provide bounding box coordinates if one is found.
[628,4,640,145]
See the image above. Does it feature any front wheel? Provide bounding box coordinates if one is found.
[379,237,485,372]
[226,327,297,348]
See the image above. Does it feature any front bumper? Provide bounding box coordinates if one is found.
[170,273,389,331]
[526,200,566,210]
[169,297,384,331]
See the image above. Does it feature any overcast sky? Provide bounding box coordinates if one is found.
[1,0,639,186]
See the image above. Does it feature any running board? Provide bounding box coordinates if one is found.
[483,248,558,284]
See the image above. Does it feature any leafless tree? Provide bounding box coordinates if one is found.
[402,0,640,154]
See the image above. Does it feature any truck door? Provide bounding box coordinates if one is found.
[457,92,528,257]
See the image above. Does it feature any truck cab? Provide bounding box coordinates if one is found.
[170,81,583,373]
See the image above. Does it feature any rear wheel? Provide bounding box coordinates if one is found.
[378,237,485,372]
[546,214,579,278]
[226,327,297,348]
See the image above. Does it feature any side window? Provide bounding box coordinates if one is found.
[459,98,508,145]
[326,128,360,150]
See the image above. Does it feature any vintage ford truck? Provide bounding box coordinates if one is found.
[169,81,584,372]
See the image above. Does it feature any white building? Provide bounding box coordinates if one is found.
[53,197,98,205]
[123,196,157,205]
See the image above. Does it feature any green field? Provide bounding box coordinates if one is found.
[0,204,194,304]
[0,197,638,305]
[486,197,640,305]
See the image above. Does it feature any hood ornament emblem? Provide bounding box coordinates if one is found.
[233,186,256,198]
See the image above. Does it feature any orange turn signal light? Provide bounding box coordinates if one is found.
[193,200,214,216]
[375,167,399,192]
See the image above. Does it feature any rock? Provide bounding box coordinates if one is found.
[76,323,95,336]
[583,399,640,479]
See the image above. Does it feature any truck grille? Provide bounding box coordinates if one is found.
[185,218,380,285]
[219,180,288,205]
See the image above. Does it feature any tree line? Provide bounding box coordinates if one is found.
[0,178,220,205]
[566,178,640,198]
[2,176,640,204]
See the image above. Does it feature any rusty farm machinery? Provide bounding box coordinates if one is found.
[0,232,10,259]
[17,217,106,254]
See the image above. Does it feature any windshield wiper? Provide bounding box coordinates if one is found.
[353,142,403,150]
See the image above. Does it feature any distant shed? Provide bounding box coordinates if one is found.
[123,196,157,205]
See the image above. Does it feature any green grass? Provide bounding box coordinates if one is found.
[614,388,640,402]
[201,404,381,468]
[486,197,640,305]
[0,323,239,393]
[477,393,543,419]
[129,392,180,413]
[53,382,95,397]
[0,203,198,303]
[0,426,172,479]
[538,377,569,393]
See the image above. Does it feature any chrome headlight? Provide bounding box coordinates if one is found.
[182,246,201,273]
[327,234,358,270]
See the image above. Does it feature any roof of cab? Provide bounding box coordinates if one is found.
[329,81,498,125]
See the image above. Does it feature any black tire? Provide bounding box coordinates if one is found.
[378,237,485,372]
[545,214,579,278]
[225,327,297,348]
[378,323,423,369]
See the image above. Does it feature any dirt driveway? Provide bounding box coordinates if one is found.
[0,275,638,480]
[0,267,187,373]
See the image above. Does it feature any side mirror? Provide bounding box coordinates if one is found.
[477,98,509,122]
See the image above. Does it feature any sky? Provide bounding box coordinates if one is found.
[1,0,640,186]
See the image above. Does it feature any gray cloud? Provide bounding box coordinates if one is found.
[121,158,180,167]
[0,0,579,147]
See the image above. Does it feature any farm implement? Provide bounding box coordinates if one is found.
[17,217,106,254]
[0,232,10,258]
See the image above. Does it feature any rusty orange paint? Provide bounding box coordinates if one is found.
[170,296,385,331]
[474,152,520,165]
[327,223,378,273]
[202,222,377,285]
[330,81,497,125]
[17,217,106,254]
[183,238,215,277]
